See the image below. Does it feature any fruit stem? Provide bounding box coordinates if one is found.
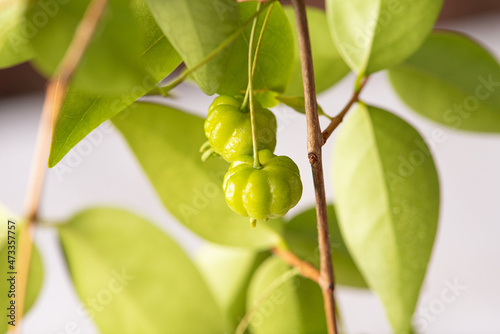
[250,217,257,228]
[241,2,274,169]
[241,1,275,110]
[241,2,263,168]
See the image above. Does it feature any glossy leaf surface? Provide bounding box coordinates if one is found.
[332,104,439,332]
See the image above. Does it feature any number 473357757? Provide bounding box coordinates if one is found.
[7,220,16,271]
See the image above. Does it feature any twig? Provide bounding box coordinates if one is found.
[13,0,108,332]
[290,0,338,333]
[321,77,369,144]
[271,247,320,283]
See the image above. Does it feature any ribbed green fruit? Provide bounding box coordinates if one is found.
[223,149,302,226]
[204,96,277,162]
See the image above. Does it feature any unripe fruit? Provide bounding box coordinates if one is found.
[204,96,277,162]
[223,149,302,226]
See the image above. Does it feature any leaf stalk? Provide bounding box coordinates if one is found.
[321,76,369,144]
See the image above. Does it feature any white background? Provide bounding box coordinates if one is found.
[0,12,499,334]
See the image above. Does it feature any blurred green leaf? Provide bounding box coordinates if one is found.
[146,0,239,95]
[284,205,367,288]
[58,207,226,333]
[0,0,33,68]
[332,104,439,333]
[283,6,349,96]
[28,0,147,95]
[195,243,269,331]
[112,102,283,249]
[389,31,500,133]
[255,90,280,109]
[275,95,329,118]
[47,0,182,168]
[0,205,43,334]
[217,2,294,96]
[326,0,443,74]
[246,257,326,334]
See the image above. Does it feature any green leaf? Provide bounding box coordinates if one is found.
[284,205,367,288]
[47,0,182,168]
[217,2,295,96]
[283,6,349,96]
[389,31,500,133]
[112,102,283,249]
[146,0,239,95]
[195,243,269,331]
[332,104,439,333]
[58,207,226,333]
[131,0,183,82]
[326,0,443,75]
[0,0,34,68]
[275,95,329,119]
[255,90,280,109]
[246,257,326,334]
[28,0,148,95]
[0,205,43,333]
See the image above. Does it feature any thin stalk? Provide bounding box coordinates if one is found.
[157,0,276,96]
[271,247,320,283]
[12,0,108,332]
[321,76,369,144]
[240,1,261,112]
[251,2,274,77]
[240,2,263,169]
[241,1,275,107]
[290,0,338,333]
[354,72,366,93]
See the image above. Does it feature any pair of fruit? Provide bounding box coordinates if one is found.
[204,95,302,227]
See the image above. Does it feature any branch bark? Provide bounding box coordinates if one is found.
[271,247,320,283]
[13,0,108,332]
[321,76,369,145]
[289,0,337,333]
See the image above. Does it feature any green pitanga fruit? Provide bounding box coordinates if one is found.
[204,95,277,162]
[223,149,302,227]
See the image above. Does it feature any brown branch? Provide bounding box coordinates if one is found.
[289,0,337,333]
[322,77,369,145]
[13,0,108,332]
[271,247,320,283]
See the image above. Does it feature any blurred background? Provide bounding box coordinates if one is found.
[1,0,500,333]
